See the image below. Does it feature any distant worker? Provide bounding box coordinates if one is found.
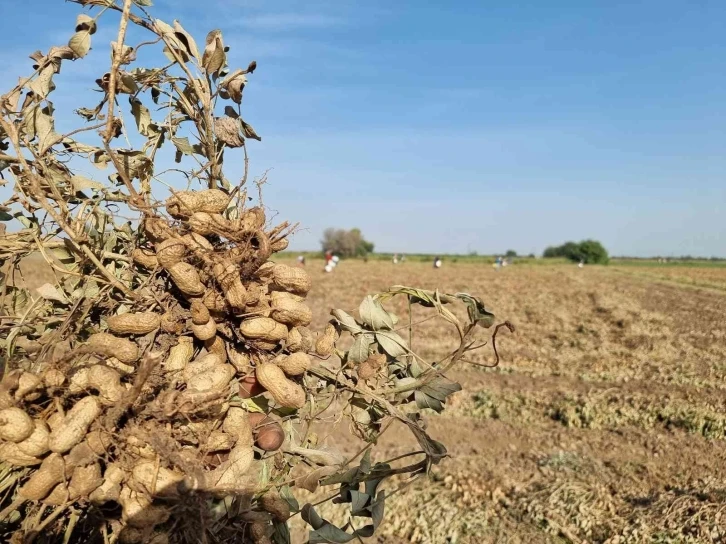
[433,256,442,269]
[297,255,306,267]
[578,260,584,269]
[393,253,399,264]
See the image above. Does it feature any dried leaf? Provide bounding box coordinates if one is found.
[36,283,69,304]
[68,30,92,59]
[71,175,104,193]
[75,14,97,35]
[173,20,201,62]
[28,65,56,99]
[171,137,195,155]
[240,119,261,141]
[202,30,226,76]
[295,466,338,493]
[130,98,156,137]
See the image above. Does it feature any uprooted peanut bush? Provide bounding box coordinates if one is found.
[0,1,510,542]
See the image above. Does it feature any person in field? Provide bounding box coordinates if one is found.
[433,256,442,269]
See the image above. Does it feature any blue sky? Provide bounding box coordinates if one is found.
[1,0,724,256]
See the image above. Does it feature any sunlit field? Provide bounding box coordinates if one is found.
[11,256,726,543]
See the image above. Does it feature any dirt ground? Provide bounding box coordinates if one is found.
[10,257,726,543]
[291,260,726,544]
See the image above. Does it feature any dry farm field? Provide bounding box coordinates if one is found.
[8,257,726,543]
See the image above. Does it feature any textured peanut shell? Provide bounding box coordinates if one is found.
[48,396,102,453]
[240,317,288,342]
[256,363,305,409]
[192,317,217,341]
[270,297,312,327]
[131,248,158,269]
[86,332,139,363]
[274,352,311,377]
[270,238,289,252]
[166,189,229,218]
[16,420,50,457]
[19,453,65,500]
[271,264,311,295]
[186,364,235,393]
[183,232,214,251]
[68,462,103,499]
[183,353,225,383]
[155,238,187,268]
[204,335,228,361]
[131,462,184,497]
[164,337,194,372]
[315,323,337,357]
[107,312,161,335]
[0,442,42,466]
[260,491,291,521]
[168,262,205,296]
[120,486,171,528]
[0,407,34,442]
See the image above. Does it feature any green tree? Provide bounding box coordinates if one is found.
[542,240,609,264]
[505,249,518,258]
[321,228,375,258]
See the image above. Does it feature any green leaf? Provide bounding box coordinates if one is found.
[414,390,443,412]
[420,377,462,402]
[272,521,291,544]
[349,490,370,516]
[375,331,408,358]
[308,524,355,544]
[331,309,362,334]
[359,296,394,331]
[0,210,12,221]
[348,333,372,364]
[371,490,385,529]
[133,0,153,6]
[280,486,299,513]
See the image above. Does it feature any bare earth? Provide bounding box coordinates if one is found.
[14,257,726,543]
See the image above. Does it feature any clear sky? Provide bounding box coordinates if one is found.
[1,0,724,257]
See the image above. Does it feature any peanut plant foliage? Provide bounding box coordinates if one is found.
[0,1,507,542]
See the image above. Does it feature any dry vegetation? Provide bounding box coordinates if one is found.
[295,260,726,543]
[10,257,726,543]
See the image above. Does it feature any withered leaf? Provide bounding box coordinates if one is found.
[173,20,201,62]
[71,175,104,193]
[68,30,92,59]
[75,14,97,35]
[202,30,226,76]
[28,65,56,100]
[36,283,69,304]
[240,119,261,141]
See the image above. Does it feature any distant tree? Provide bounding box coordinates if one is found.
[321,228,375,258]
[542,240,609,264]
[505,249,517,258]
